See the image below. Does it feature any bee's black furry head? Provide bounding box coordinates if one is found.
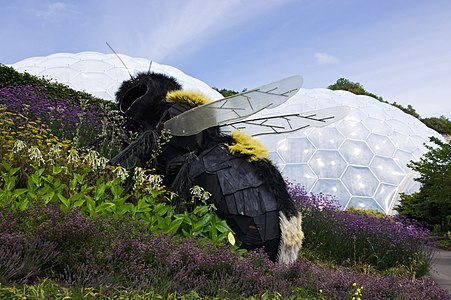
[116,72,182,129]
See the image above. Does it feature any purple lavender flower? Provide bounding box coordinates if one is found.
[0,84,103,144]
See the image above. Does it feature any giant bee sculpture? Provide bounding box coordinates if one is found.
[109,71,348,263]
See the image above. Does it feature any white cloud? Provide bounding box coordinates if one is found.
[314,52,339,65]
[35,2,79,20]
[100,0,293,62]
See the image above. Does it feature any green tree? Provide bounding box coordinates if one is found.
[394,103,421,119]
[213,87,239,98]
[396,136,451,232]
[328,78,421,119]
[421,116,451,135]
[328,78,381,100]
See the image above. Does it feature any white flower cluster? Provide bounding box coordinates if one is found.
[13,140,61,166]
[67,148,80,165]
[148,129,172,166]
[190,185,211,203]
[83,149,108,170]
[133,167,163,191]
[10,140,168,190]
[28,146,45,165]
[67,148,108,170]
[47,144,63,165]
[112,165,129,181]
[12,140,27,153]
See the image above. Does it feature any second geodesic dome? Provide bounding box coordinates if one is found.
[250,88,444,214]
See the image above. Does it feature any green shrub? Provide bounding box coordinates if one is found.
[0,64,111,109]
[0,117,237,248]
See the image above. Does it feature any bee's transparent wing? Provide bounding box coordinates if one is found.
[164,75,302,136]
[221,106,351,136]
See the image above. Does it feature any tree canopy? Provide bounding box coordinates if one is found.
[421,116,451,135]
[328,78,382,100]
[396,136,451,232]
[213,87,239,98]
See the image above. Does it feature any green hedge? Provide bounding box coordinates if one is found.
[0,64,116,110]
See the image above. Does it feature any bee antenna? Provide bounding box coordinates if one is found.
[148,60,153,73]
[106,42,133,80]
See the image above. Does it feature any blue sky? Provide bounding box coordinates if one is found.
[1,0,451,118]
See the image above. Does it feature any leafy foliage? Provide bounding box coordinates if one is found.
[0,139,236,249]
[328,78,382,101]
[397,136,451,232]
[421,116,451,135]
[212,87,239,97]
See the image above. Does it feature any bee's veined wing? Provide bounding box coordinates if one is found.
[221,106,351,136]
[164,75,303,136]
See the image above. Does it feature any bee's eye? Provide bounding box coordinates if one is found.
[120,83,148,112]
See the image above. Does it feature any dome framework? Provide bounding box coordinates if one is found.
[254,88,444,214]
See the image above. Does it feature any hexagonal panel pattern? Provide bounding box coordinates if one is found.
[336,120,370,140]
[245,88,445,214]
[9,52,223,102]
[10,52,446,214]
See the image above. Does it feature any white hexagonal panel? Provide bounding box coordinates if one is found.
[308,127,345,149]
[339,140,374,165]
[387,119,415,136]
[374,183,398,213]
[342,166,378,197]
[389,132,417,152]
[336,120,370,140]
[39,67,79,82]
[393,149,415,173]
[70,72,115,91]
[277,138,316,164]
[309,150,347,179]
[365,117,393,135]
[10,52,446,214]
[367,133,396,157]
[370,156,406,185]
[283,164,317,191]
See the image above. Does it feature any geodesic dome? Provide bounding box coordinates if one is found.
[10,52,445,214]
[9,51,223,101]
[253,89,445,214]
